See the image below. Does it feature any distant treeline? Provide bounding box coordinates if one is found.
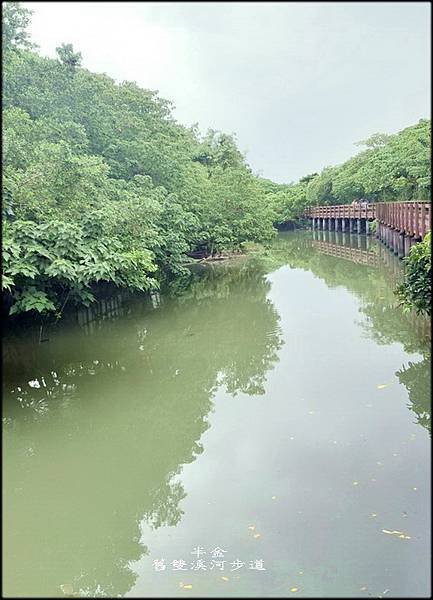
[268,120,431,227]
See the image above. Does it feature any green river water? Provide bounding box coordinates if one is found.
[3,231,431,598]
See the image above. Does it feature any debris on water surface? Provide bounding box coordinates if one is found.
[370,513,378,518]
[377,384,388,389]
[271,496,277,500]
[253,533,261,538]
[360,586,368,591]
[381,529,411,539]
[248,525,255,531]
[290,586,299,592]
[353,481,359,486]
[221,576,229,582]
[182,584,193,589]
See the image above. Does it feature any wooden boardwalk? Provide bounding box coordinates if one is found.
[304,202,431,257]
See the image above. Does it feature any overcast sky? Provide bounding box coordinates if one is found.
[22,1,430,183]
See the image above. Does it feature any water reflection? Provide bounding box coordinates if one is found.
[3,231,430,598]
[3,261,283,597]
[259,231,431,430]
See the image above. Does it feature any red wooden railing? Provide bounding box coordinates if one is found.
[305,202,431,239]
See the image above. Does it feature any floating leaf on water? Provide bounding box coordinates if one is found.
[377,384,388,389]
[221,576,229,582]
[60,584,74,596]
[290,587,299,593]
[382,529,410,538]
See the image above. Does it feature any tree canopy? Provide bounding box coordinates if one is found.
[269,120,431,224]
[2,2,276,315]
[2,3,430,316]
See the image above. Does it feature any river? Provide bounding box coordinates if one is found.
[3,230,431,598]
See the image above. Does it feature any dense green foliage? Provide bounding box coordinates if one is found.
[396,232,431,317]
[270,122,431,224]
[2,3,276,315]
[2,3,431,317]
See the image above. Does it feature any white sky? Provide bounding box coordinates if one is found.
[21,1,431,183]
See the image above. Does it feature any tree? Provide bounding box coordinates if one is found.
[2,1,34,51]
[56,43,82,68]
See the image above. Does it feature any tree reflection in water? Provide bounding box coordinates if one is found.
[256,230,431,434]
[3,260,283,598]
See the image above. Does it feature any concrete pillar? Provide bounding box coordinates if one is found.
[397,232,405,259]
[389,229,394,250]
[392,229,398,254]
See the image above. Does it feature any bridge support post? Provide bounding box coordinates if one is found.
[341,218,347,232]
[392,230,399,255]
[397,232,405,259]
[357,219,362,234]
[334,218,340,232]
[365,220,370,235]
[404,234,412,257]
[322,218,326,230]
